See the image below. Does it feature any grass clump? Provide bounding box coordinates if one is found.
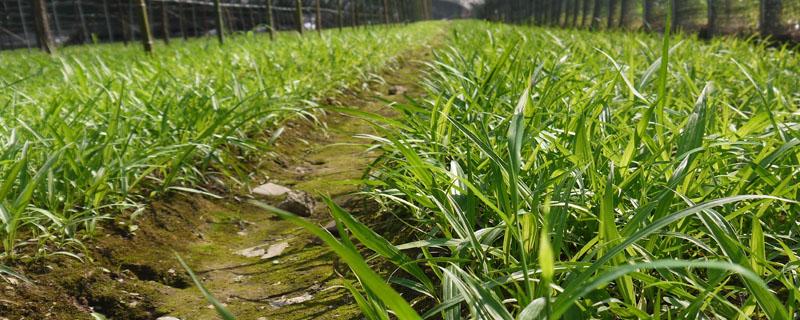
[0,22,444,262]
[300,21,799,319]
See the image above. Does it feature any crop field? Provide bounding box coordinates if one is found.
[265,20,800,319]
[1,6,799,319]
[0,23,439,262]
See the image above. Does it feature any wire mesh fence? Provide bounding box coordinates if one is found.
[475,0,800,41]
[0,0,433,51]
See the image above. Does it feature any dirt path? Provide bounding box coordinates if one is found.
[1,33,439,320]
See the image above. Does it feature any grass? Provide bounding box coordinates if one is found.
[0,22,443,264]
[274,20,799,319]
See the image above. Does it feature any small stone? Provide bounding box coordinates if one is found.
[268,292,314,308]
[277,191,315,217]
[156,317,181,320]
[252,183,291,197]
[236,246,266,258]
[323,221,339,237]
[261,242,289,259]
[294,166,312,175]
[388,85,407,95]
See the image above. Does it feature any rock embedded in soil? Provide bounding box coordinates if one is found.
[323,221,339,237]
[236,245,267,258]
[261,242,289,259]
[277,191,316,217]
[252,182,291,197]
[388,85,407,95]
[268,292,314,308]
[156,317,181,320]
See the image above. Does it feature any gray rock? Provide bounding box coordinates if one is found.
[236,245,267,258]
[261,242,289,259]
[277,191,315,217]
[388,85,407,95]
[252,183,291,197]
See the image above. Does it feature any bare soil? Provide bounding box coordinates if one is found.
[0,33,438,320]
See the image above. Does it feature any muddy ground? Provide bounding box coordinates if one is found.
[0,34,438,320]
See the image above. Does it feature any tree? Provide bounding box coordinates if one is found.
[591,0,603,29]
[760,0,782,37]
[31,0,55,53]
[618,0,631,28]
[643,0,654,30]
[607,0,617,28]
[707,0,717,36]
[581,0,592,27]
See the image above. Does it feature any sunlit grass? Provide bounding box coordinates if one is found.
[280,21,799,319]
[0,22,443,263]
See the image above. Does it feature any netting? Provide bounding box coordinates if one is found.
[476,0,800,40]
[0,0,428,50]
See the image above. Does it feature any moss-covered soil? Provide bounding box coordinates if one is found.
[0,30,438,320]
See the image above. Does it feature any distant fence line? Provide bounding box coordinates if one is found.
[1,0,436,53]
[475,0,800,42]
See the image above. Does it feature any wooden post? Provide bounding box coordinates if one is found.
[294,0,304,34]
[76,0,89,42]
[191,4,198,37]
[117,0,130,44]
[51,1,62,37]
[382,0,389,24]
[393,0,401,23]
[351,0,357,27]
[248,7,256,30]
[137,0,154,52]
[213,0,225,43]
[31,0,55,53]
[315,0,321,34]
[102,0,114,41]
[337,0,343,31]
[161,1,170,44]
[398,0,405,23]
[354,0,359,27]
[760,0,783,37]
[17,0,32,49]
[178,3,187,40]
[266,0,275,39]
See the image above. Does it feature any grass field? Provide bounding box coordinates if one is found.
[270,20,800,319]
[0,22,441,263]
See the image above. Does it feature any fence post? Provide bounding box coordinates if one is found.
[337,0,343,31]
[51,1,62,37]
[266,0,275,39]
[161,1,170,44]
[354,0,360,27]
[116,0,129,44]
[137,0,154,52]
[101,0,115,41]
[76,0,90,42]
[18,0,32,49]
[398,0,405,23]
[351,0,357,27]
[31,0,55,53]
[213,0,225,43]
[382,0,389,25]
[315,0,321,34]
[179,3,187,40]
[294,0,304,34]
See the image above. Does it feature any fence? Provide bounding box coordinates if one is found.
[475,0,800,41]
[0,0,435,52]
